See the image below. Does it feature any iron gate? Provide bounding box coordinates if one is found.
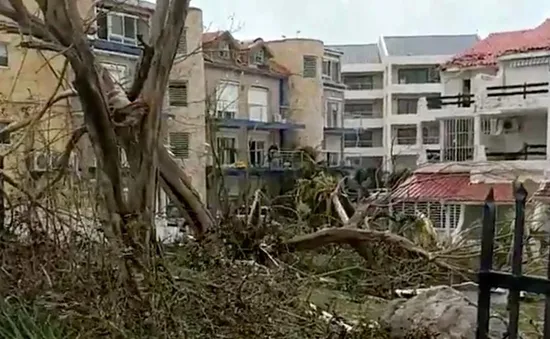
[476,184,550,338]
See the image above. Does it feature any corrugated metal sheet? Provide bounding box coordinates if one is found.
[392,173,535,203]
[391,173,471,201]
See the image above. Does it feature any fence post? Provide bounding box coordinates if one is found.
[476,188,496,339]
[523,82,527,99]
[507,184,527,339]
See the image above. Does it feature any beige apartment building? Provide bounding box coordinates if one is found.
[199,31,349,206]
[0,1,207,240]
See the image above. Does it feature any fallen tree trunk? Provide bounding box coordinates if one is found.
[280,227,473,280]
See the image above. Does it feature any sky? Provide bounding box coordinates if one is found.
[187,0,550,44]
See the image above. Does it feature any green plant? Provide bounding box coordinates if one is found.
[0,298,70,339]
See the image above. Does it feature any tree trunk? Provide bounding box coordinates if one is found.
[0,0,214,299]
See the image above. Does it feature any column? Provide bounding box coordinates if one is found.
[546,111,550,160]
[473,115,483,161]
[416,122,425,165]
[439,120,445,161]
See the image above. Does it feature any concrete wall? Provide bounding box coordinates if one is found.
[168,7,207,201]
[481,113,546,153]
[267,39,325,149]
[0,30,69,176]
[204,65,281,120]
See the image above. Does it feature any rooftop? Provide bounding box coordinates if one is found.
[445,19,550,69]
[328,43,381,64]
[382,34,480,57]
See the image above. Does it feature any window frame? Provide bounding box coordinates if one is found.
[168,81,189,107]
[303,55,317,78]
[0,42,8,67]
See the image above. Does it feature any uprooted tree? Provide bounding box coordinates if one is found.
[0,0,212,292]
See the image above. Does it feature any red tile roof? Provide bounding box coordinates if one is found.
[444,19,550,69]
[202,31,224,44]
[391,173,534,203]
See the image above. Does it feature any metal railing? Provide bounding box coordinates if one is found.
[343,112,381,119]
[344,140,375,148]
[344,83,377,90]
[486,82,549,98]
[219,150,310,171]
[476,185,550,338]
[426,94,475,109]
[395,136,417,145]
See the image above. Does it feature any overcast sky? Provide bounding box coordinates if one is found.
[189,0,550,44]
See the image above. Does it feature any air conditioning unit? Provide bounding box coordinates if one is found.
[31,152,50,172]
[500,118,520,134]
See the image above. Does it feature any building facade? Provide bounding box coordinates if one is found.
[390,19,550,234]
[330,34,480,172]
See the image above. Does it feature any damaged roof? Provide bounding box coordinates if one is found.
[445,19,550,69]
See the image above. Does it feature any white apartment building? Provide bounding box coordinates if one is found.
[389,19,550,233]
[329,34,479,172]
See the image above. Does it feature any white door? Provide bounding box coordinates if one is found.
[216,81,239,118]
[248,87,268,122]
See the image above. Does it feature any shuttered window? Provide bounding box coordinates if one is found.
[0,43,7,67]
[169,81,188,106]
[169,132,190,158]
[177,28,187,55]
[303,55,317,78]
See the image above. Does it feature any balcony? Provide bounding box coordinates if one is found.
[213,105,305,130]
[343,113,384,129]
[417,94,475,119]
[391,82,443,94]
[217,150,310,176]
[345,87,384,100]
[478,82,549,112]
[320,151,365,169]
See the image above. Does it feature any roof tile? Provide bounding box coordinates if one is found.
[445,19,550,69]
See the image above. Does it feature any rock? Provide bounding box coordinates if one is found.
[381,286,508,339]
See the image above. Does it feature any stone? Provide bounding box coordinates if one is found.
[380,286,508,339]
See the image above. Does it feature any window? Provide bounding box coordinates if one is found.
[322,59,341,82]
[216,81,239,118]
[0,122,10,144]
[344,131,373,148]
[326,101,341,128]
[396,127,417,145]
[0,43,7,67]
[169,81,188,107]
[219,42,230,59]
[345,103,374,118]
[97,9,138,45]
[217,137,236,165]
[422,122,439,144]
[249,140,265,167]
[397,68,440,84]
[253,49,264,64]
[397,98,418,114]
[325,152,340,166]
[303,55,317,78]
[343,75,374,90]
[177,28,187,55]
[169,132,190,159]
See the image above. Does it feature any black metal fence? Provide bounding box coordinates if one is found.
[476,185,550,338]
